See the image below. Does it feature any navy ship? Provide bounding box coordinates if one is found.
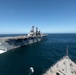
[0,26,46,54]
[42,47,76,75]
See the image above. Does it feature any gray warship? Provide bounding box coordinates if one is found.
[42,47,76,75]
[0,26,46,54]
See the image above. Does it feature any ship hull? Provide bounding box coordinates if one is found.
[0,36,44,54]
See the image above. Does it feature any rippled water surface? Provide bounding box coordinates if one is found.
[0,34,76,75]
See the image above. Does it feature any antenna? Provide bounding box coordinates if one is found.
[66,45,68,56]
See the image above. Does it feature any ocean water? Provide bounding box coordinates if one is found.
[0,34,76,75]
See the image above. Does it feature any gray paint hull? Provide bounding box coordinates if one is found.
[0,37,43,53]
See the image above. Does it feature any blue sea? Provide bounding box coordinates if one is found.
[0,34,76,75]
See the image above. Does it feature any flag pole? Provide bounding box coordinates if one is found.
[66,45,68,56]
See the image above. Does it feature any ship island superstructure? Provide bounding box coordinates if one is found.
[0,26,46,54]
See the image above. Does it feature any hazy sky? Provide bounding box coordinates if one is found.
[0,0,76,34]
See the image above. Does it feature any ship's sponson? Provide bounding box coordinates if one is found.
[0,35,46,52]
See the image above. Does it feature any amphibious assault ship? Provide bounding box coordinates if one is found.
[0,26,46,54]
